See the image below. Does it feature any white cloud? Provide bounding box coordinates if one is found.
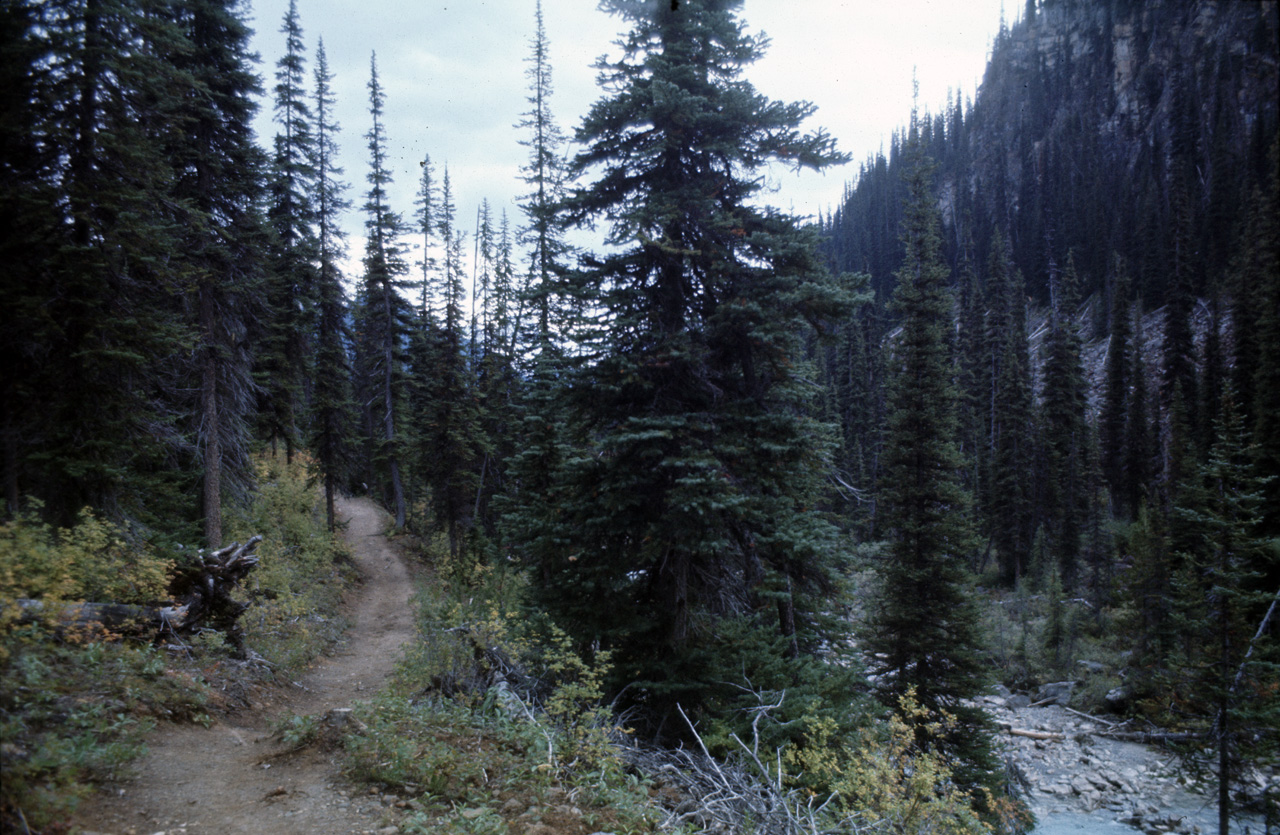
[248,0,1009,271]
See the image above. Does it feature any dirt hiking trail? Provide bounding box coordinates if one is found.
[72,496,417,835]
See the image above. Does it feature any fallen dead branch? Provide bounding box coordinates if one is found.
[1063,706,1124,729]
[613,691,875,835]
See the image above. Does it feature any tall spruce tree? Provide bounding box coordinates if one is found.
[529,0,853,727]
[167,0,267,548]
[259,0,317,461]
[865,113,997,796]
[418,168,485,558]
[405,151,439,531]
[6,0,194,528]
[1124,305,1156,520]
[1171,389,1279,835]
[309,38,353,532]
[0,0,50,518]
[1100,256,1133,517]
[1240,143,1280,535]
[985,230,1035,585]
[516,0,571,349]
[1040,251,1090,587]
[354,53,410,529]
[954,228,988,541]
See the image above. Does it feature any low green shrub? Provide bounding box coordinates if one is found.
[0,506,174,659]
[227,451,354,676]
[0,638,212,830]
[0,449,352,832]
[339,534,660,834]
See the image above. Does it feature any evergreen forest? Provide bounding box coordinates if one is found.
[2,0,1277,833]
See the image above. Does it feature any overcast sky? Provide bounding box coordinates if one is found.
[245,0,1013,267]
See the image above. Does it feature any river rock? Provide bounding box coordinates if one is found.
[1035,681,1075,705]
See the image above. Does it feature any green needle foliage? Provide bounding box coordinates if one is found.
[521,0,857,734]
[865,115,999,799]
[1170,389,1279,833]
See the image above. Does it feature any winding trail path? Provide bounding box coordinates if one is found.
[73,496,416,835]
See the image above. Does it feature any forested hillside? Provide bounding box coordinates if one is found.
[2,0,1277,832]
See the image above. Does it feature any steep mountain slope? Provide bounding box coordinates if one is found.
[823,0,1278,306]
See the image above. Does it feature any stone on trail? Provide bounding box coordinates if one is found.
[1035,681,1074,705]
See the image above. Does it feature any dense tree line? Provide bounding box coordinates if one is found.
[819,1,1278,825]
[3,0,1276,828]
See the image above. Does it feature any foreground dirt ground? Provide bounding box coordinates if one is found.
[72,496,416,835]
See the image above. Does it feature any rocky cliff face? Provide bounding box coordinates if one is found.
[967,0,1276,296]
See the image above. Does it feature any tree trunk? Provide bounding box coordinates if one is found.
[2,410,17,518]
[383,285,406,529]
[201,307,223,549]
[777,576,799,660]
[324,472,336,533]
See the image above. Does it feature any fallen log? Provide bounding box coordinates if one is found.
[14,598,189,635]
[11,535,262,648]
[1092,730,1205,744]
[1008,728,1066,741]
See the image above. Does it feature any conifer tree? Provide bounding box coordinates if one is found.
[816,273,875,531]
[1040,251,1090,587]
[473,204,520,542]
[309,38,353,532]
[354,53,410,528]
[865,115,997,795]
[986,230,1035,585]
[1160,180,1200,511]
[7,0,194,527]
[0,0,50,517]
[1099,256,1133,516]
[405,151,439,531]
[418,168,485,558]
[494,210,519,357]
[954,228,987,530]
[516,0,571,349]
[529,0,853,725]
[1122,498,1174,684]
[1124,309,1156,519]
[1171,389,1279,835]
[503,0,577,593]
[259,0,317,461]
[1240,145,1280,534]
[167,0,267,548]
[474,199,497,357]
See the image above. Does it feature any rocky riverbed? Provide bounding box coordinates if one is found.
[980,689,1275,835]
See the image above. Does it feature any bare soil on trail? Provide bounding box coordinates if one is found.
[72,496,417,835]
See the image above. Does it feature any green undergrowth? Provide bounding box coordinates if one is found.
[226,451,355,673]
[0,450,352,833]
[981,569,1128,710]
[338,538,663,835]
[331,537,1034,835]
